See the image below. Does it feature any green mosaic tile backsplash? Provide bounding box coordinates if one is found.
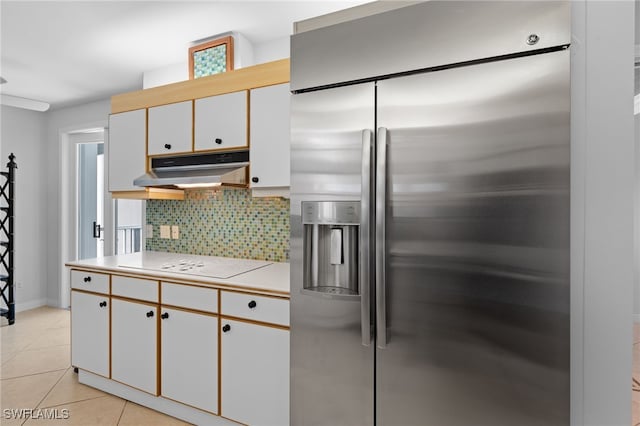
[146,187,290,262]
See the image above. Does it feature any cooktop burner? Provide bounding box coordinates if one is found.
[118,252,272,279]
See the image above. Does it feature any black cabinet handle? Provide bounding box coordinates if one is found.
[164,144,172,150]
[248,300,257,309]
[99,301,107,308]
[146,310,154,318]
[161,312,169,320]
[251,177,259,183]
[222,324,231,333]
[83,276,91,283]
[215,138,222,145]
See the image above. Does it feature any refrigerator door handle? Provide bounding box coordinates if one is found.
[360,129,373,346]
[376,127,388,349]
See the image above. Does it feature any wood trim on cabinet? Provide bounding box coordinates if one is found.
[220,288,290,301]
[219,314,290,331]
[69,288,109,298]
[65,266,290,298]
[217,289,222,417]
[157,283,162,397]
[109,275,112,379]
[160,303,219,318]
[111,59,290,114]
[191,99,196,152]
[110,188,185,200]
[145,108,149,173]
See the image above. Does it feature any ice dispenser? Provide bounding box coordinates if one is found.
[302,201,360,296]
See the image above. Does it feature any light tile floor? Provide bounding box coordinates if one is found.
[5,307,640,425]
[0,307,191,425]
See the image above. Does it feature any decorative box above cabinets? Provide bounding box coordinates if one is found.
[148,101,193,156]
[195,91,248,152]
[249,83,291,196]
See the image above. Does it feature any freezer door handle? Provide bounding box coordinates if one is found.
[360,129,373,346]
[376,127,388,349]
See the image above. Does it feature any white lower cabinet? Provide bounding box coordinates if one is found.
[160,307,219,413]
[111,298,158,394]
[221,319,290,426]
[71,291,109,377]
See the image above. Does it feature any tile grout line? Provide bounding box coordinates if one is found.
[39,394,112,410]
[1,367,69,381]
[117,400,128,425]
[32,367,71,410]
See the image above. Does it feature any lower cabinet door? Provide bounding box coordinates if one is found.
[71,291,109,377]
[161,307,218,413]
[111,298,158,394]
[221,319,289,426]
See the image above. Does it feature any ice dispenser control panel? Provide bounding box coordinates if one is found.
[302,201,360,296]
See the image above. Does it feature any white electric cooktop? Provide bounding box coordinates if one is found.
[118,252,272,279]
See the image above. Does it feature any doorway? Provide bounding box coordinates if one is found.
[77,141,104,260]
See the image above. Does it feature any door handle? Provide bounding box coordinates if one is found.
[92,221,102,239]
[360,129,372,347]
[375,127,388,349]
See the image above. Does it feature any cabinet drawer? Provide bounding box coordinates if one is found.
[112,275,158,302]
[70,270,109,294]
[161,282,218,313]
[221,291,289,326]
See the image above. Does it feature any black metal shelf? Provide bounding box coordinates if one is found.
[0,154,16,325]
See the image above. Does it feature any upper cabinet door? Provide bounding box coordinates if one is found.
[249,84,290,188]
[194,91,248,152]
[108,109,146,192]
[148,101,192,156]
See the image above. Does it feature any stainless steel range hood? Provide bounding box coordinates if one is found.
[133,150,249,188]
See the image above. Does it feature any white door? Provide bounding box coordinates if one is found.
[71,291,109,377]
[161,308,218,413]
[221,319,289,426]
[111,298,158,394]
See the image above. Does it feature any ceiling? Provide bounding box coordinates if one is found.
[0,1,368,110]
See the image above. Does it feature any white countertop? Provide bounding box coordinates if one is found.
[66,251,290,296]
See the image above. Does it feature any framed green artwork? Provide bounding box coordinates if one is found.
[189,36,234,79]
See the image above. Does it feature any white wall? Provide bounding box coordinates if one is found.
[0,105,48,311]
[45,99,111,307]
[253,37,289,64]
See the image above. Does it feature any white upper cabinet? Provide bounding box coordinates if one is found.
[148,101,192,156]
[108,109,146,192]
[249,84,291,189]
[194,91,248,152]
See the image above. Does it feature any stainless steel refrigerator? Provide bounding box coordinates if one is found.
[290,2,570,425]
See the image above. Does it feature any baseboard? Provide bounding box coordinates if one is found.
[633,314,640,323]
[46,298,66,309]
[15,298,47,312]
